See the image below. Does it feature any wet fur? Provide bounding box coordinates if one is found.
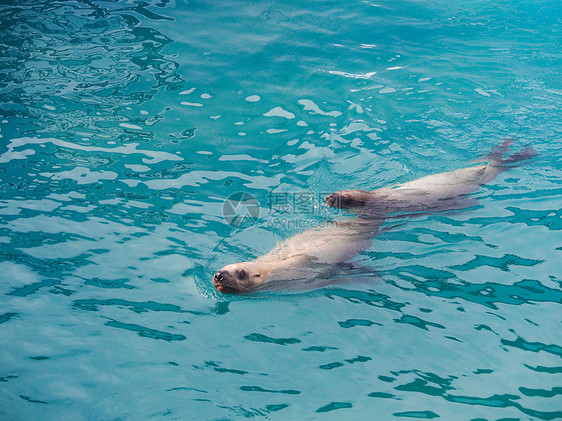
[326,141,536,216]
[214,218,381,293]
[215,141,536,294]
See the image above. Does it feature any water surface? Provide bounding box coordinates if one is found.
[0,0,561,419]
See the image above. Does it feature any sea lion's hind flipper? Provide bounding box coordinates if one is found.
[472,140,537,167]
[487,138,515,160]
[499,145,538,166]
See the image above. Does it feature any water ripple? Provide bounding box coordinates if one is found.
[104,319,186,342]
[244,333,301,346]
[1,0,561,420]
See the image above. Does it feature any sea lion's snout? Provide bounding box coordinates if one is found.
[213,263,268,294]
[213,270,224,290]
[213,270,239,294]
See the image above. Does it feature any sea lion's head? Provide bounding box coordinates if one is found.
[213,262,270,294]
[325,190,371,209]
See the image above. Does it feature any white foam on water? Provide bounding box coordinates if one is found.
[298,99,342,117]
[264,107,295,119]
[329,70,376,79]
[40,167,118,185]
[119,123,143,130]
[143,170,283,190]
[0,137,182,164]
[124,164,151,172]
[474,88,491,97]
[218,154,268,163]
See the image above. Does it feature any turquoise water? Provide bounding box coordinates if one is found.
[1,0,561,419]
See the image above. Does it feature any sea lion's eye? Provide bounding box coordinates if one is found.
[237,269,247,279]
[344,196,353,206]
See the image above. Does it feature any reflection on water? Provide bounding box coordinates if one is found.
[1,0,561,419]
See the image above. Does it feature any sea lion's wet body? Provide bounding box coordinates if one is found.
[214,141,536,294]
[214,218,380,293]
[326,141,536,217]
[325,162,497,216]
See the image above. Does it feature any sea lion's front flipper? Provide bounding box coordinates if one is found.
[257,259,377,292]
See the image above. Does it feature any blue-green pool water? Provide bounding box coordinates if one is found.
[1,0,561,419]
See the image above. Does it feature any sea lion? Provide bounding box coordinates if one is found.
[325,140,536,216]
[214,141,536,294]
[214,218,380,294]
